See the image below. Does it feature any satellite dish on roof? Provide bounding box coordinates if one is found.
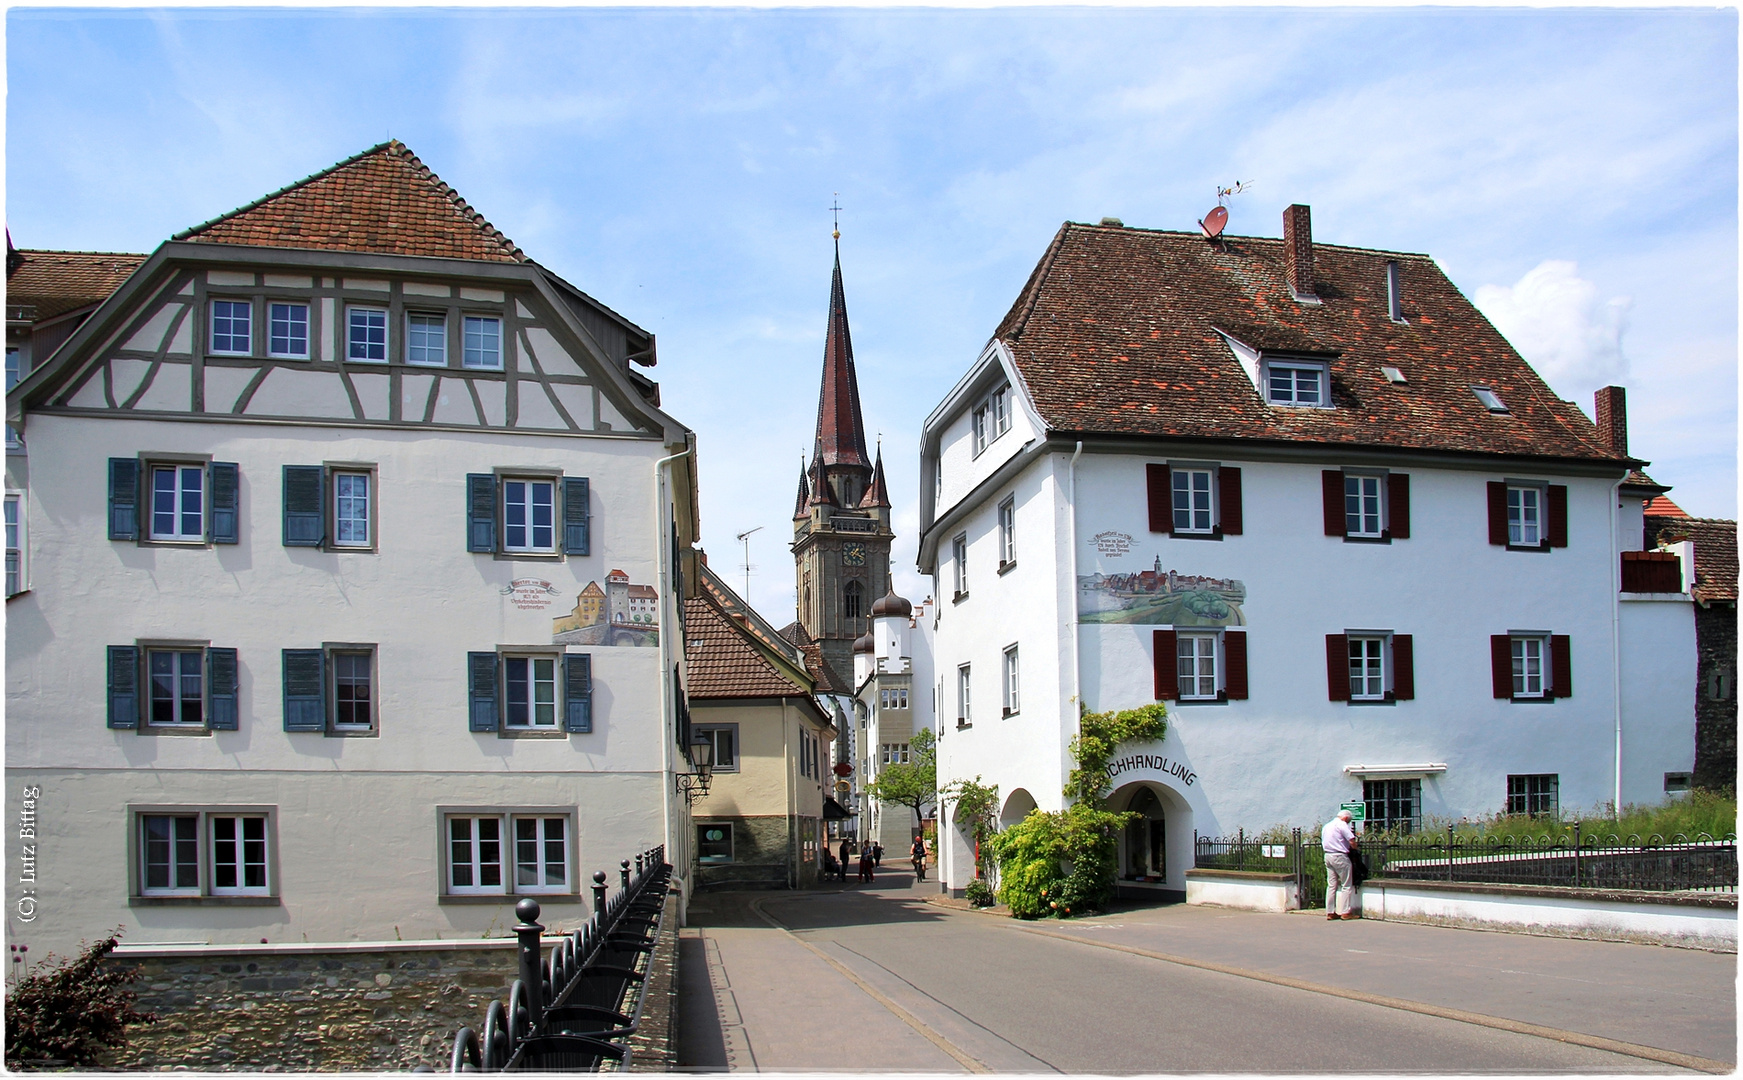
[1199,205,1229,240]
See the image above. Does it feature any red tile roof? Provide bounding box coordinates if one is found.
[778,620,850,694]
[174,141,526,263]
[685,595,807,698]
[7,249,146,322]
[1651,517,1738,604]
[993,221,1631,463]
[1643,494,1688,518]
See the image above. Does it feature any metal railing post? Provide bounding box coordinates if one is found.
[513,898,545,1026]
[593,870,609,916]
[1446,824,1455,882]
[1238,827,1245,872]
[621,859,632,891]
[1573,820,1582,889]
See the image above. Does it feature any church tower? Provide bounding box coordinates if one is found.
[793,233,894,685]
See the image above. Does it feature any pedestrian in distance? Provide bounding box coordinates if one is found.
[873,841,883,866]
[911,835,927,882]
[838,838,852,883]
[1322,809,1360,920]
[859,844,874,882]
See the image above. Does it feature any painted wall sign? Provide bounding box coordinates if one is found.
[1078,555,1246,626]
[552,569,659,647]
[1091,531,1134,557]
[502,578,560,610]
[1106,752,1197,786]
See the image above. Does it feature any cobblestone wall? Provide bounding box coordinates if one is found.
[104,941,520,1071]
[1694,604,1737,791]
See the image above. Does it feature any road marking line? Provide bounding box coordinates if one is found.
[750,897,991,1074]
[1001,920,1733,1074]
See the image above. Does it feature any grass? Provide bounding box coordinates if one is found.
[1440,789,1737,843]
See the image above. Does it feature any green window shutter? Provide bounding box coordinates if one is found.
[107,645,140,728]
[209,462,240,544]
[563,477,591,555]
[564,653,593,733]
[282,649,325,731]
[466,474,497,553]
[283,465,326,546]
[468,651,500,732]
[208,648,239,730]
[108,458,140,540]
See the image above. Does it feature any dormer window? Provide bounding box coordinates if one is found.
[971,383,1013,457]
[1473,386,1509,413]
[1264,360,1329,407]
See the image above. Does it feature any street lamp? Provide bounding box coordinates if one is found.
[676,730,715,803]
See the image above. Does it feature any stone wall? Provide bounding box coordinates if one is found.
[104,940,521,1071]
[695,815,794,891]
[1694,603,1737,792]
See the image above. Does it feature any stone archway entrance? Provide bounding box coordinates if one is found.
[1108,781,1191,903]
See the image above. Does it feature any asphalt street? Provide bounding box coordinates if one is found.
[677,866,1735,1074]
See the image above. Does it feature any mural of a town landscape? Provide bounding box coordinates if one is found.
[1078,556,1246,627]
[552,570,660,647]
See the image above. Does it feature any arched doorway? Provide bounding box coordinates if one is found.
[1108,781,1191,903]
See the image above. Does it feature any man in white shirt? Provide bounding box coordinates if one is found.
[1322,810,1359,919]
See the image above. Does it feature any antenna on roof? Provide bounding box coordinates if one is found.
[1199,181,1252,242]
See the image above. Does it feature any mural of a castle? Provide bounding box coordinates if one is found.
[553,569,660,647]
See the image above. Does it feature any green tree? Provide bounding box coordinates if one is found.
[5,930,154,1067]
[864,727,937,832]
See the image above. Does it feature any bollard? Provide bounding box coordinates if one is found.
[621,859,632,891]
[593,870,609,916]
[513,898,545,1026]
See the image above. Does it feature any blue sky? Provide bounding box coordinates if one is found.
[8,7,1737,620]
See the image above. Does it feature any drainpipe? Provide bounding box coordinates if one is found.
[1609,474,1625,816]
[1067,441,1085,800]
[654,443,692,902]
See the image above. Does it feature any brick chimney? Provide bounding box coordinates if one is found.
[1594,385,1628,455]
[1283,204,1316,302]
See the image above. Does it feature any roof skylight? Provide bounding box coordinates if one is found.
[1472,386,1509,413]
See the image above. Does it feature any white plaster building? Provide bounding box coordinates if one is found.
[851,592,938,852]
[5,143,703,955]
[920,206,1695,901]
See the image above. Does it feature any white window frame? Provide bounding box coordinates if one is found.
[1176,632,1219,701]
[267,302,309,359]
[1171,468,1214,534]
[1265,360,1328,407]
[332,470,372,549]
[1003,644,1020,716]
[1344,473,1384,538]
[139,813,202,897]
[5,492,23,597]
[209,299,253,356]
[1508,485,1543,547]
[446,814,506,895]
[502,478,557,553]
[972,405,989,456]
[998,497,1016,566]
[347,306,389,363]
[329,647,376,732]
[136,808,276,899]
[1512,635,1547,699]
[147,648,206,727]
[512,815,571,894]
[502,654,558,728]
[149,464,205,542]
[1347,636,1388,701]
[406,311,448,367]
[957,664,972,724]
[208,814,271,896]
[952,534,968,598]
[992,385,1011,437]
[696,724,739,772]
[463,316,504,370]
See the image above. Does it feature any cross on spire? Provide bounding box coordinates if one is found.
[830,194,842,241]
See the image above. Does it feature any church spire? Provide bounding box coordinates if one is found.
[810,236,871,480]
[792,458,812,521]
[859,445,891,509]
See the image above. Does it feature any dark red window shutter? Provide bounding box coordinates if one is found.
[1147,464,1172,535]
[1487,482,1509,546]
[1550,635,1572,698]
[1387,473,1410,540]
[1325,634,1350,701]
[1322,471,1345,537]
[1153,629,1178,700]
[1391,634,1414,700]
[1218,467,1243,536]
[1224,631,1248,699]
[1491,635,1513,698]
[1547,485,1568,548]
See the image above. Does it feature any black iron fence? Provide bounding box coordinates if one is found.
[446,845,671,1073]
[1195,827,1737,909]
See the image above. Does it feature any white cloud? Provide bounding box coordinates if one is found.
[1472,261,1632,403]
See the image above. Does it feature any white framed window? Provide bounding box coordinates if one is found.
[1345,474,1383,538]
[406,312,447,366]
[1003,644,1020,716]
[880,742,910,765]
[878,688,909,710]
[972,405,989,455]
[1266,361,1326,407]
[209,300,252,355]
[1473,386,1509,413]
[268,303,309,359]
[5,493,22,597]
[503,479,556,553]
[330,649,374,730]
[952,534,968,598]
[998,497,1016,566]
[148,649,205,726]
[514,816,570,892]
[503,656,557,728]
[1506,774,1558,816]
[1172,468,1214,534]
[463,316,503,370]
[150,464,204,541]
[934,466,942,507]
[140,814,201,896]
[957,664,972,724]
[347,306,388,363]
[209,815,270,895]
[696,724,738,772]
[332,471,371,548]
[697,823,734,865]
[1348,637,1386,701]
[1176,633,1218,700]
[992,386,1011,437]
[447,815,504,894]
[1512,636,1546,698]
[1508,486,1542,546]
[5,348,23,451]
